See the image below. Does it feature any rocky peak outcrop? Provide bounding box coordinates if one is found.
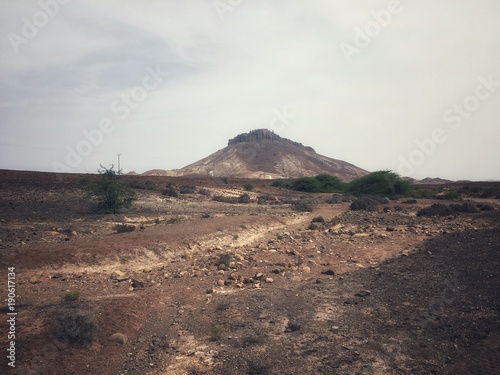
[227,129,314,152]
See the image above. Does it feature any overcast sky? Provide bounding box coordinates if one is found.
[1,0,499,181]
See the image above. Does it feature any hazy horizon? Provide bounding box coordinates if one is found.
[1,1,499,181]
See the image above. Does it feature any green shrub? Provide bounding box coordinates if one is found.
[84,165,137,212]
[221,176,230,184]
[291,177,322,192]
[437,190,461,200]
[210,325,224,341]
[314,174,345,192]
[242,182,255,191]
[348,170,413,197]
[271,179,292,189]
[413,188,437,198]
[308,223,318,230]
[63,290,80,302]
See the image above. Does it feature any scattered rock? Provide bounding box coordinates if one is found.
[111,270,128,282]
[109,333,128,345]
[321,269,335,276]
[265,277,274,283]
[301,266,311,274]
[355,290,371,297]
[129,279,144,290]
[285,321,301,333]
[28,277,41,284]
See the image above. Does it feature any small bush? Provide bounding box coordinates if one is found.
[350,196,380,211]
[51,312,96,345]
[162,183,179,197]
[257,195,278,205]
[212,195,238,203]
[129,180,157,190]
[308,223,318,230]
[291,177,322,192]
[115,224,136,233]
[216,253,232,267]
[437,190,461,200]
[179,185,196,194]
[291,200,314,212]
[221,176,230,184]
[167,217,182,224]
[242,182,255,192]
[84,165,137,212]
[325,195,343,204]
[210,325,224,341]
[63,291,80,302]
[348,170,413,197]
[198,188,211,196]
[450,203,478,213]
[414,188,437,198]
[311,216,325,223]
[478,204,494,211]
[314,174,345,193]
[417,203,454,217]
[201,213,210,218]
[238,193,251,203]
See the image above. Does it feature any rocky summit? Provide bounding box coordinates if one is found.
[150,129,368,180]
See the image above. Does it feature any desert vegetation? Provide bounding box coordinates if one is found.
[272,170,413,197]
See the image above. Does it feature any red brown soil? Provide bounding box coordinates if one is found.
[0,170,499,375]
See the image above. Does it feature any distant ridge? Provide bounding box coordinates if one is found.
[144,129,368,180]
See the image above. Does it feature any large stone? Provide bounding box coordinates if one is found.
[109,333,128,345]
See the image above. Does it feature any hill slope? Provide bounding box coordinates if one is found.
[152,129,368,180]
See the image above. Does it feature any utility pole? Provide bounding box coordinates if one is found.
[117,154,122,174]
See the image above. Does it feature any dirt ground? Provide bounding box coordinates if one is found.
[0,170,499,375]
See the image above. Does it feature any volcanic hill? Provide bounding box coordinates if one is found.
[144,129,368,180]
